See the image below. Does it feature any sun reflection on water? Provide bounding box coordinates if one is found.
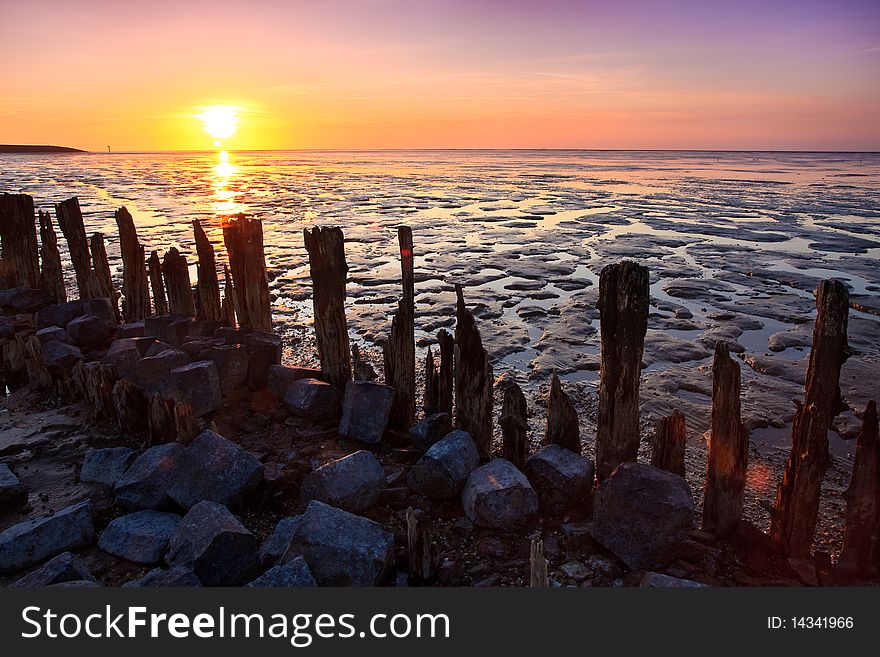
[212,150,242,215]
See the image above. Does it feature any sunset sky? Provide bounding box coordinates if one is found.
[2,0,878,151]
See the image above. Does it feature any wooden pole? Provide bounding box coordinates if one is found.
[38,210,66,303]
[702,342,748,536]
[454,284,493,459]
[223,214,271,331]
[89,232,119,319]
[499,376,529,469]
[162,247,195,317]
[437,328,454,417]
[148,393,176,444]
[147,250,168,316]
[0,193,41,289]
[116,207,150,322]
[56,197,97,299]
[595,260,649,481]
[192,220,223,322]
[529,538,549,587]
[220,263,236,327]
[112,379,147,434]
[770,279,850,557]
[839,400,878,574]
[383,226,416,429]
[652,409,686,477]
[545,370,580,455]
[423,347,439,416]
[303,226,351,389]
[406,507,434,581]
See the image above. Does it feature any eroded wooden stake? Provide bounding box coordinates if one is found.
[0,193,41,289]
[423,347,439,416]
[116,207,149,322]
[56,197,97,299]
[545,370,580,455]
[162,247,195,316]
[383,226,416,429]
[38,210,66,303]
[530,538,549,587]
[652,409,686,477]
[223,214,271,331]
[221,263,236,327]
[192,220,223,322]
[499,375,529,469]
[89,232,119,319]
[406,507,434,581]
[147,250,168,316]
[839,400,878,574]
[437,328,454,417]
[454,284,494,459]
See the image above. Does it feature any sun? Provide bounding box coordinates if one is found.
[197,105,239,143]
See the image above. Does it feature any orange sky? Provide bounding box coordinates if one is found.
[2,0,879,151]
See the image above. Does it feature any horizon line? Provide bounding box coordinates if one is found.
[10,147,880,155]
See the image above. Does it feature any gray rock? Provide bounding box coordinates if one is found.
[338,380,395,444]
[407,430,479,499]
[408,412,452,452]
[281,500,395,586]
[525,445,594,514]
[67,314,113,350]
[35,300,85,330]
[99,510,182,564]
[123,566,202,587]
[639,571,709,588]
[198,344,249,395]
[144,315,191,347]
[284,378,342,422]
[247,556,317,587]
[50,579,102,587]
[11,552,95,587]
[116,321,146,339]
[591,462,695,570]
[82,298,116,325]
[102,338,153,381]
[0,316,14,339]
[0,501,94,574]
[260,517,301,566]
[136,349,189,397]
[80,447,138,487]
[107,336,155,358]
[171,360,221,416]
[0,463,27,508]
[145,341,179,357]
[300,450,384,513]
[0,287,52,314]
[166,430,263,510]
[165,501,259,586]
[114,443,183,510]
[244,331,282,389]
[40,340,83,369]
[34,326,70,344]
[462,458,538,529]
[267,364,322,398]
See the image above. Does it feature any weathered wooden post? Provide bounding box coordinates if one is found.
[0,193,41,289]
[162,247,195,316]
[703,342,748,536]
[56,197,97,299]
[770,279,850,557]
[192,220,223,322]
[223,214,271,331]
[437,328,454,416]
[352,344,377,381]
[148,394,176,444]
[147,250,168,316]
[89,232,119,318]
[406,507,434,581]
[529,538,549,587]
[545,370,580,455]
[116,207,149,321]
[112,379,147,434]
[303,226,351,389]
[595,260,649,481]
[652,409,686,477]
[454,284,493,459]
[38,210,66,303]
[839,400,878,574]
[383,226,416,429]
[423,347,439,415]
[499,375,529,469]
[221,263,236,327]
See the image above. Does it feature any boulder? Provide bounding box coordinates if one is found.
[260,517,301,566]
[66,314,113,350]
[281,500,395,586]
[144,315,191,347]
[136,349,189,397]
[165,501,259,586]
[123,566,202,588]
[639,571,709,588]
[0,501,94,574]
[166,430,263,510]
[267,364,322,398]
[591,462,695,570]
[284,378,342,422]
[171,360,221,416]
[34,299,85,330]
[0,463,27,508]
[197,345,248,395]
[114,443,183,510]
[407,430,479,499]
[462,459,538,529]
[300,450,384,514]
[244,331,282,389]
[34,326,70,344]
[408,412,452,452]
[525,445,594,514]
[80,447,138,487]
[116,320,145,339]
[99,510,182,564]
[107,336,155,358]
[40,340,83,369]
[11,552,95,587]
[246,556,317,588]
[0,316,14,339]
[82,298,116,325]
[338,380,395,444]
[145,340,179,357]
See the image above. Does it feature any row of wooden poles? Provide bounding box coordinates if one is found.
[0,193,271,332]
[1,193,878,573]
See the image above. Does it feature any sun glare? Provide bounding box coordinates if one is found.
[198,105,239,143]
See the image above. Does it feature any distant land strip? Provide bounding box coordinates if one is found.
[0,144,85,153]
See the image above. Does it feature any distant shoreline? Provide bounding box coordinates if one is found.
[0,144,86,154]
